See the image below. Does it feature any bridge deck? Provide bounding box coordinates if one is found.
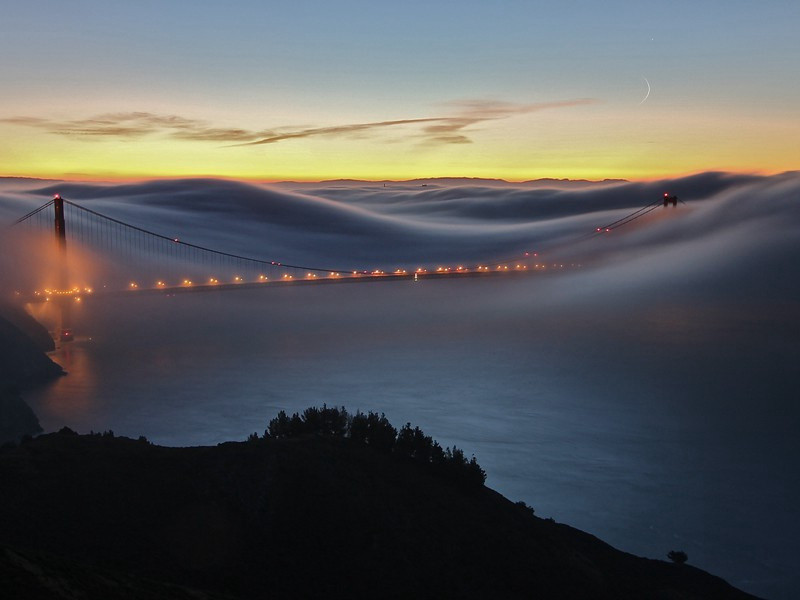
[18,265,571,305]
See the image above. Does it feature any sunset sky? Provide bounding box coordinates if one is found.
[2,0,798,181]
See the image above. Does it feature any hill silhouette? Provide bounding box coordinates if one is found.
[0,305,62,444]
[0,304,61,387]
[0,416,759,599]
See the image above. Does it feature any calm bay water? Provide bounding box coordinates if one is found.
[25,276,799,599]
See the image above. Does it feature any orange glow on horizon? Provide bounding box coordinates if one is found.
[0,165,791,185]
[2,102,797,184]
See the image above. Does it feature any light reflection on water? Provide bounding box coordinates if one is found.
[25,277,799,599]
[36,341,99,422]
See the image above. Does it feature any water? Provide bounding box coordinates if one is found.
[25,275,799,599]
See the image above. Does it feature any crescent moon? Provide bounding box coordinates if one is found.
[639,77,651,104]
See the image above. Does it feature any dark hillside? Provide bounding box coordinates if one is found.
[0,306,61,443]
[0,545,232,600]
[0,307,62,388]
[0,302,55,353]
[0,429,759,599]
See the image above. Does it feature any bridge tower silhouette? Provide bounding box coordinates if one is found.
[52,195,74,341]
[53,194,66,255]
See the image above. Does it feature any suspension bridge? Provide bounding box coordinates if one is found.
[3,191,680,341]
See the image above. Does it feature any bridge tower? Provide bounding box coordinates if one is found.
[53,194,73,342]
[53,194,67,256]
[663,193,678,207]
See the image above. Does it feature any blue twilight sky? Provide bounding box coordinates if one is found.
[1,0,798,180]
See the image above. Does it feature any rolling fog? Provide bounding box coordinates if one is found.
[1,172,799,598]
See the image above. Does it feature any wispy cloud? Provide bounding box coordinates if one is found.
[231,118,445,147]
[237,99,598,147]
[2,98,598,147]
[1,112,265,141]
[416,99,598,145]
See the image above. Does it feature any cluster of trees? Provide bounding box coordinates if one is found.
[257,405,487,487]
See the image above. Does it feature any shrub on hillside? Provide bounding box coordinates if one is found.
[668,550,688,564]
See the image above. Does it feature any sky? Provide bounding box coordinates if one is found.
[1,0,798,181]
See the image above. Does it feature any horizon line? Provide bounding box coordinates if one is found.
[0,168,787,186]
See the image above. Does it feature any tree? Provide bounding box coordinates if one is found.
[668,550,688,565]
[515,501,535,516]
[266,410,292,438]
[467,455,487,486]
[350,411,396,453]
[300,404,348,437]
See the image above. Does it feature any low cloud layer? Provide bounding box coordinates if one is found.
[2,171,798,299]
[1,98,597,147]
